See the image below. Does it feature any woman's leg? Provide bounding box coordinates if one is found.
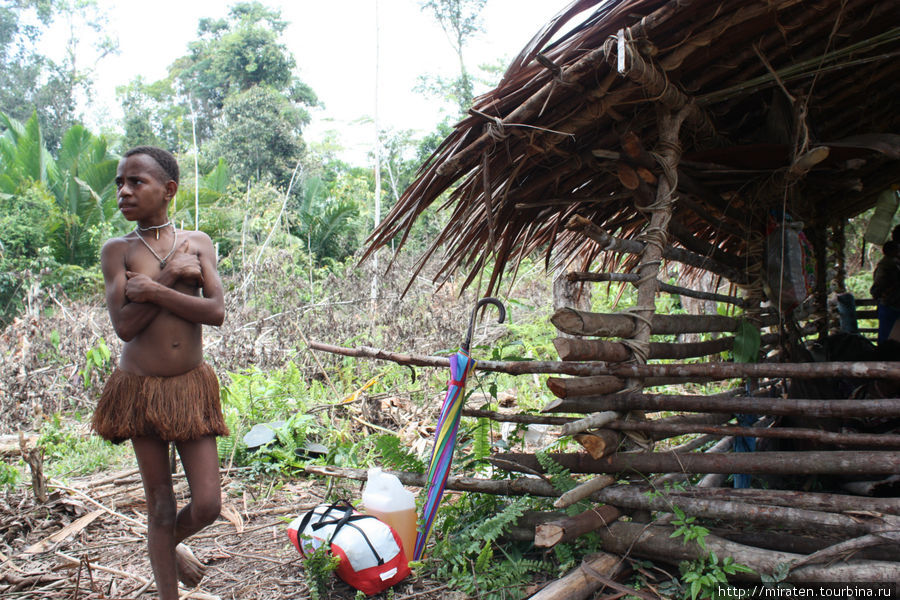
[132,436,179,600]
[174,435,222,543]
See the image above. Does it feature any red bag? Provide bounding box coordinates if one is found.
[287,501,410,596]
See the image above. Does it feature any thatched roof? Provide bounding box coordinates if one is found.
[366,0,900,294]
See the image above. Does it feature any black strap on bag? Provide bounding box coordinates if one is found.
[297,500,386,566]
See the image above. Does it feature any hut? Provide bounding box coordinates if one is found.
[319,0,900,590]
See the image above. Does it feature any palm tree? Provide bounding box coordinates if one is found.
[0,111,117,266]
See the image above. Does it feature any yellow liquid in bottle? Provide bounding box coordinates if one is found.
[365,506,417,559]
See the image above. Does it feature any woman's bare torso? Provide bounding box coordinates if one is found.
[118,232,204,377]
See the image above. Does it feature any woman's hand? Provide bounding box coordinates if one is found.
[124,271,159,303]
[164,240,204,285]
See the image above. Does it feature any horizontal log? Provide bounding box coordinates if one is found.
[591,485,900,538]
[310,341,900,385]
[545,377,704,398]
[565,271,747,307]
[541,393,900,418]
[493,450,900,476]
[546,357,900,383]
[560,410,620,436]
[662,488,900,516]
[552,307,743,337]
[595,485,900,537]
[461,409,575,426]
[596,521,900,583]
[555,330,790,361]
[462,409,733,443]
[605,420,900,448]
[307,341,608,377]
[305,465,560,497]
[547,376,624,398]
[566,215,749,284]
[535,504,622,548]
[555,475,617,509]
[554,335,735,361]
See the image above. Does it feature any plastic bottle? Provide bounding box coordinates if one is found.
[362,468,417,559]
[863,188,899,245]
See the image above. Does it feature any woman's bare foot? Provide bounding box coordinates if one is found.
[175,543,207,588]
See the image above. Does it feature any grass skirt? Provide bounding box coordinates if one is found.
[92,362,229,443]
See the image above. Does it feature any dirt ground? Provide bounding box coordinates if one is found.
[1,464,471,600]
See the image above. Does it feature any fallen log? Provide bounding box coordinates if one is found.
[492,450,900,476]
[541,393,900,418]
[595,521,900,582]
[588,485,900,537]
[525,551,628,600]
[535,504,623,548]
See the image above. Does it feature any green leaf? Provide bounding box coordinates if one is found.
[733,319,761,364]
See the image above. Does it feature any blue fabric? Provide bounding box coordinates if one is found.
[877,304,900,344]
[733,414,757,489]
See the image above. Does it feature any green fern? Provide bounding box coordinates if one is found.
[373,434,425,473]
[535,450,578,493]
[473,417,491,461]
[429,495,546,600]
[465,497,529,554]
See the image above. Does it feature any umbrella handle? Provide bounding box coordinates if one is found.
[462,297,506,353]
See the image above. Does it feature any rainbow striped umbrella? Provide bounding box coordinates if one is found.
[413,298,505,560]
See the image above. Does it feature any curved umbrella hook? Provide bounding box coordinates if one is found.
[462,297,506,353]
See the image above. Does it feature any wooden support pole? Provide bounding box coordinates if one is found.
[541,393,900,418]
[492,450,900,476]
